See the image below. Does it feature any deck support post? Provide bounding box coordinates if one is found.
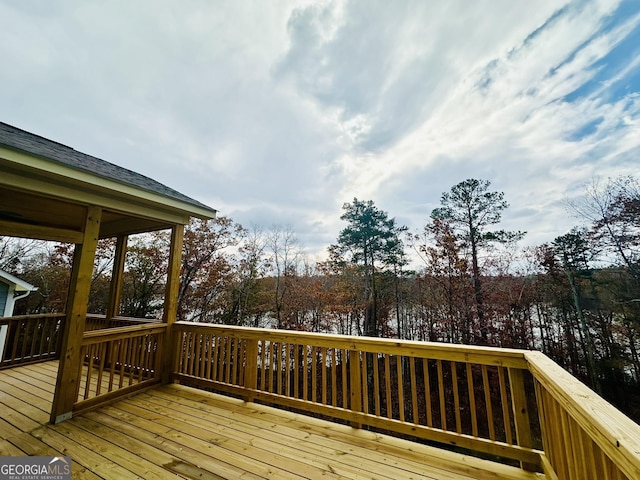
[50,205,102,424]
[161,224,184,384]
[106,234,127,321]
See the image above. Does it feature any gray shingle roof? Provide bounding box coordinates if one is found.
[0,122,215,214]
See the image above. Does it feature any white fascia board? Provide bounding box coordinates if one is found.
[0,147,216,220]
[0,269,37,292]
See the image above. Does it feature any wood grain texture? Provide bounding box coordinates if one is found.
[0,361,545,480]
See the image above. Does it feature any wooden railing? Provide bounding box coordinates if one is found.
[172,323,541,467]
[0,313,166,412]
[527,351,640,480]
[172,322,640,479]
[0,313,160,370]
[73,323,166,413]
[84,314,162,331]
[0,313,65,368]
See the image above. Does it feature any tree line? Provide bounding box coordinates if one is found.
[2,176,639,421]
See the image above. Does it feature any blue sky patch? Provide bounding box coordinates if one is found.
[563,3,640,104]
[566,116,604,142]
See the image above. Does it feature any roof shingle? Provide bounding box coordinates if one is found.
[0,122,215,213]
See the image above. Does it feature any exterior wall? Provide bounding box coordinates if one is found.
[0,281,8,361]
[0,281,10,317]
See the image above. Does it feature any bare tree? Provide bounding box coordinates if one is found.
[267,224,303,329]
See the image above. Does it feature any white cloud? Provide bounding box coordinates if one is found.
[0,0,638,261]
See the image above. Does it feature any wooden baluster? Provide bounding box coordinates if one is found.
[83,343,95,400]
[47,317,58,356]
[303,345,309,401]
[122,336,131,387]
[482,365,495,440]
[508,367,535,471]
[284,343,291,397]
[373,352,381,416]
[9,320,21,363]
[259,340,266,390]
[385,354,392,419]
[451,361,461,434]
[144,335,153,380]
[20,318,33,361]
[173,331,183,376]
[437,359,447,430]
[37,317,48,357]
[410,356,418,424]
[75,344,87,402]
[424,358,433,427]
[599,449,614,480]
[238,340,245,386]
[361,352,369,415]
[232,337,240,385]
[321,347,327,405]
[467,363,478,437]
[349,350,362,428]
[95,342,107,396]
[216,335,224,382]
[498,367,512,444]
[341,349,348,408]
[129,336,140,385]
[276,341,281,393]
[136,335,147,382]
[185,332,192,376]
[293,344,299,398]
[331,349,337,407]
[397,355,405,422]
[155,332,163,378]
[224,337,232,384]
[267,341,274,394]
[118,337,127,389]
[312,346,318,403]
[244,338,258,402]
[204,334,213,380]
[107,338,118,392]
[560,404,577,479]
[194,332,203,378]
[212,335,221,382]
[29,317,39,359]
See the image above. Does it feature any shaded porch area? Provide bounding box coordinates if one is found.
[0,362,541,480]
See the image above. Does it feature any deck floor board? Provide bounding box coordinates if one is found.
[0,361,545,480]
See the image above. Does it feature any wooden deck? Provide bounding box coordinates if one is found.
[0,362,544,480]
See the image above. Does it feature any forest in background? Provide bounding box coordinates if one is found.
[1,175,639,422]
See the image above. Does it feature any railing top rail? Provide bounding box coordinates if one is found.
[111,316,162,323]
[526,351,640,480]
[0,313,66,322]
[82,323,167,345]
[174,322,530,368]
[85,313,161,323]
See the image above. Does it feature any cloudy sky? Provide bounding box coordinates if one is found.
[1,0,639,262]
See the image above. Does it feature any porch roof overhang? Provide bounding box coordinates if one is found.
[0,122,216,242]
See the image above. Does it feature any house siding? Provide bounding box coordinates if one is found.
[0,281,8,317]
